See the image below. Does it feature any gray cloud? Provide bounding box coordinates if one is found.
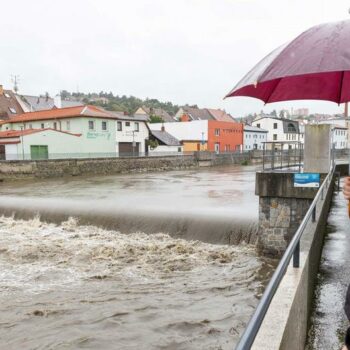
[0,0,347,116]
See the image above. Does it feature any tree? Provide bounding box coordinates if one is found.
[60,90,70,99]
[149,115,164,123]
[271,109,277,117]
[279,110,285,118]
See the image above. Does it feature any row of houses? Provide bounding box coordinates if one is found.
[0,85,271,159]
[251,115,348,150]
[0,104,270,160]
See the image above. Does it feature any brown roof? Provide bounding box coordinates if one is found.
[182,107,213,121]
[0,105,117,125]
[206,108,236,122]
[141,106,175,122]
[0,89,25,120]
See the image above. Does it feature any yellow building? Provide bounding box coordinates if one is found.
[182,141,207,152]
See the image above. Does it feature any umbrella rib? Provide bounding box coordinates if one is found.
[338,71,345,104]
[264,78,282,104]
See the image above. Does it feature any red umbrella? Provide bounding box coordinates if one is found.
[225,20,350,104]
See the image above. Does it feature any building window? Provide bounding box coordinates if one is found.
[117,121,122,131]
[178,147,181,152]
[134,122,139,132]
[215,128,220,136]
[88,120,95,130]
[29,124,33,129]
[273,122,277,129]
[53,122,57,130]
[273,134,277,141]
[257,123,260,128]
[126,121,130,127]
[66,121,70,131]
[102,121,107,131]
[41,123,45,129]
[8,107,16,114]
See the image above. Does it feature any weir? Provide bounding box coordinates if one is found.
[0,196,258,245]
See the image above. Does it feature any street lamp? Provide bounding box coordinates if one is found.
[132,131,136,157]
[20,124,25,160]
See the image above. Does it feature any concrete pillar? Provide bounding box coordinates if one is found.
[304,125,331,173]
[255,172,325,257]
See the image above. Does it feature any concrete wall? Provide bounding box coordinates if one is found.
[304,124,331,173]
[0,155,198,179]
[251,169,337,350]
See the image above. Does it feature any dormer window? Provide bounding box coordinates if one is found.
[8,107,16,114]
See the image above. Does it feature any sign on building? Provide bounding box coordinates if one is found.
[293,173,320,188]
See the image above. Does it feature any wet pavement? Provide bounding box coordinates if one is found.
[307,180,350,349]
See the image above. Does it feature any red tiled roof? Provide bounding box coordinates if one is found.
[0,105,115,125]
[0,128,82,139]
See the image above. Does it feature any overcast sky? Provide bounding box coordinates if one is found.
[1,0,350,117]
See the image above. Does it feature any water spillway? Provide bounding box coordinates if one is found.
[0,196,259,245]
[0,166,273,349]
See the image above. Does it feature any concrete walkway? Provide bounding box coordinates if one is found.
[306,182,350,349]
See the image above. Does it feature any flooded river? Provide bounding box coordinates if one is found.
[0,166,274,349]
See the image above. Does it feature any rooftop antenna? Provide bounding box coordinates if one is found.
[11,74,20,93]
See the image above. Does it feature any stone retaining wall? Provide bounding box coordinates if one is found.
[0,155,198,179]
[0,152,263,180]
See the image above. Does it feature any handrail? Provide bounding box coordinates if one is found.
[235,166,335,350]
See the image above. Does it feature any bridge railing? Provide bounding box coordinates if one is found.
[235,165,336,350]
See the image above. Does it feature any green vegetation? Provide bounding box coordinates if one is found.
[240,159,250,166]
[147,139,159,150]
[59,90,188,116]
[149,115,164,123]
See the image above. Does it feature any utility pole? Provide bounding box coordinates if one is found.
[345,102,348,118]
[11,75,20,93]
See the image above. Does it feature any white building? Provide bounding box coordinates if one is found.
[0,105,149,159]
[149,128,183,155]
[331,125,347,149]
[112,113,150,156]
[252,116,303,147]
[243,125,268,150]
[317,118,350,147]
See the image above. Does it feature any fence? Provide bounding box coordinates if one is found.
[234,165,336,349]
[0,151,195,161]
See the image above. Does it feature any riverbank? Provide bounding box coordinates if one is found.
[0,151,260,180]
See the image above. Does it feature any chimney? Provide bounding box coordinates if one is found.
[54,94,62,108]
[0,85,3,95]
[161,123,165,132]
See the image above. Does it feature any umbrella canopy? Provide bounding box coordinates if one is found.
[225,20,350,104]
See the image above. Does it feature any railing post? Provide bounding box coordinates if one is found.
[321,187,324,200]
[312,206,316,222]
[293,241,300,268]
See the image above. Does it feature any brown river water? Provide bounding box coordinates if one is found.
[0,166,275,349]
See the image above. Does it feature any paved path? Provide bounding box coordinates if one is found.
[307,182,350,349]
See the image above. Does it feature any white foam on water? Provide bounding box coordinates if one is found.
[0,216,273,350]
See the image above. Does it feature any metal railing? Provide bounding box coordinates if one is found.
[262,141,303,172]
[235,165,336,350]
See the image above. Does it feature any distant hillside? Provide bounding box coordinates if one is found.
[59,90,197,116]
